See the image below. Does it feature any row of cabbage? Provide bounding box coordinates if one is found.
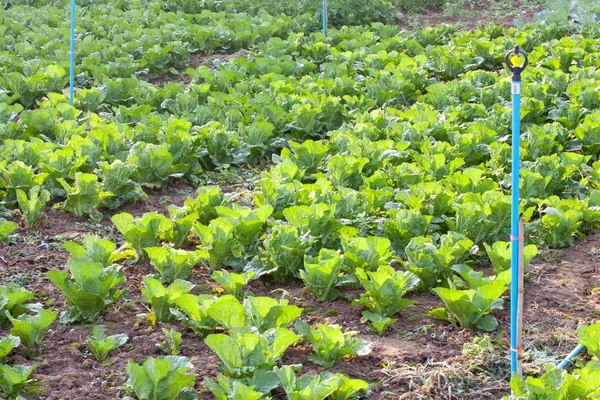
[0,243,373,399]
[1,0,405,109]
[2,182,599,398]
[1,0,313,108]
[159,0,399,28]
[2,24,600,245]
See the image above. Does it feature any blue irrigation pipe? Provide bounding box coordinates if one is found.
[322,0,327,36]
[558,344,586,369]
[505,45,528,377]
[69,0,75,106]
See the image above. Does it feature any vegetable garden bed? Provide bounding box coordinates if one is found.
[2,0,600,398]
[1,199,599,398]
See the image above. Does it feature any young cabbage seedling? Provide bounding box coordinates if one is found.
[157,328,182,356]
[0,364,37,399]
[211,270,256,299]
[295,320,372,368]
[57,172,113,217]
[0,284,36,323]
[87,325,129,362]
[62,236,134,267]
[7,309,56,346]
[362,311,398,336]
[483,241,538,274]
[16,187,50,228]
[0,335,21,363]
[142,277,197,323]
[47,261,125,323]
[125,356,197,400]
[352,265,419,331]
[430,267,510,331]
[205,374,264,400]
[205,327,299,379]
[0,219,18,243]
[275,365,370,400]
[577,322,600,359]
[146,246,207,283]
[206,294,302,333]
[300,249,351,302]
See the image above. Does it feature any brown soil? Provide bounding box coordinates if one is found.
[2,192,599,400]
[145,50,251,87]
[397,0,544,31]
[187,51,252,70]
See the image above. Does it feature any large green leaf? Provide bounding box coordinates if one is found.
[578,323,600,359]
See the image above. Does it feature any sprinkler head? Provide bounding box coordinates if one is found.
[504,45,528,81]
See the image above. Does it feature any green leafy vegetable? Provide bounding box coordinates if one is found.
[87,325,129,362]
[205,374,265,400]
[532,208,583,248]
[0,219,18,243]
[327,371,370,400]
[341,235,393,273]
[257,224,308,282]
[403,235,470,291]
[282,203,347,250]
[216,204,274,246]
[205,327,298,379]
[169,292,217,336]
[146,246,208,283]
[57,172,113,217]
[196,204,273,269]
[96,160,146,209]
[125,356,198,400]
[211,270,256,299]
[47,261,125,322]
[431,270,510,331]
[142,277,195,323]
[0,161,47,205]
[207,294,302,333]
[62,236,133,267]
[275,365,339,400]
[128,143,175,189]
[0,285,35,323]
[0,364,37,399]
[111,212,171,261]
[8,309,57,346]
[483,241,539,274]
[362,311,398,336]
[508,360,600,400]
[577,322,600,359]
[275,365,369,400]
[183,186,225,225]
[295,320,372,368]
[353,265,419,318]
[0,335,20,363]
[16,187,50,228]
[300,248,349,302]
[281,139,330,174]
[327,154,368,190]
[157,328,182,356]
[164,206,198,248]
[195,217,245,270]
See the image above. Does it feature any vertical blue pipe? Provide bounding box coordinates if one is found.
[69,0,75,106]
[510,79,521,376]
[322,0,327,36]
